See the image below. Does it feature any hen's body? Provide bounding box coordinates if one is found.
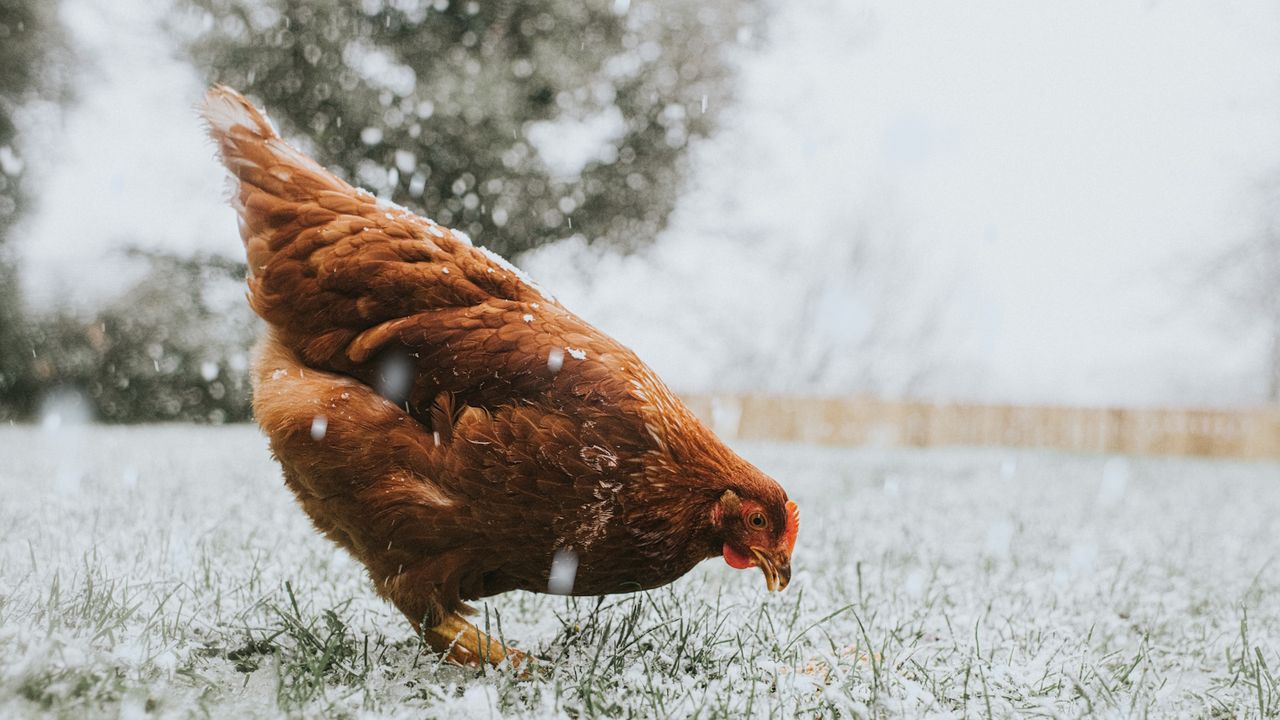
[204,86,794,667]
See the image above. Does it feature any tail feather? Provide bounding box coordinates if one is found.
[201,84,333,185]
[201,85,571,432]
[200,85,351,285]
[200,84,278,141]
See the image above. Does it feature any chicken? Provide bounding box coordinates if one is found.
[201,86,799,669]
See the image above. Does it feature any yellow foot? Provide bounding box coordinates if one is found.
[423,613,533,673]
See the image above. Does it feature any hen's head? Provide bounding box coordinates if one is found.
[631,372,799,591]
[711,485,799,592]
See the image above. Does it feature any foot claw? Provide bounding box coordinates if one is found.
[425,613,539,676]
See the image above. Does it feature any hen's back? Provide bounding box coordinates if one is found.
[201,86,644,434]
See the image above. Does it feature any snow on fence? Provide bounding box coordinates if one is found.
[682,394,1280,459]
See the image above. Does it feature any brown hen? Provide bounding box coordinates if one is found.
[202,86,798,669]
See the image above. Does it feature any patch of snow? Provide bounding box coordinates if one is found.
[882,475,899,497]
[474,245,557,301]
[1000,457,1018,481]
[1098,457,1129,508]
[983,519,1015,559]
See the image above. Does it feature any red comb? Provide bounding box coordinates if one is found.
[783,500,799,554]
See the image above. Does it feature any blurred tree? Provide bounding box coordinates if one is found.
[29,250,258,423]
[1204,175,1280,403]
[180,0,754,258]
[0,0,71,420]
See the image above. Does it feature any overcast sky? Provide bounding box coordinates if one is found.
[15,0,1280,405]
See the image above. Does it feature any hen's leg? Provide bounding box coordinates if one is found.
[422,612,530,670]
[385,561,529,671]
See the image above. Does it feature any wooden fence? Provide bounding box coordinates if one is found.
[680,394,1280,459]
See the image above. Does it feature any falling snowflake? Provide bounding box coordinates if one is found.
[547,347,565,374]
[200,361,219,382]
[548,548,579,595]
[310,415,328,441]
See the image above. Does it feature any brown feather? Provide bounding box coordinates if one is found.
[201,85,797,635]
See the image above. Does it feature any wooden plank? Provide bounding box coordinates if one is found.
[680,393,1280,459]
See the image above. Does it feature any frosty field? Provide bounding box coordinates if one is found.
[0,425,1277,718]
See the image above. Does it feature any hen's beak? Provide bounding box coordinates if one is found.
[749,547,792,592]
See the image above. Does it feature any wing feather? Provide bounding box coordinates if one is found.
[202,85,644,436]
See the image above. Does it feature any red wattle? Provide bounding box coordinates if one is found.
[722,543,754,569]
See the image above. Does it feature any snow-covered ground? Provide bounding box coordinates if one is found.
[1,425,1277,717]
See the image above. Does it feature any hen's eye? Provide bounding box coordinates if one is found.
[748,511,767,529]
